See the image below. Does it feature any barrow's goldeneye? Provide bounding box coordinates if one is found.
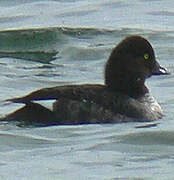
[2,35,170,126]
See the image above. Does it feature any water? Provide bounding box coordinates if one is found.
[0,0,174,179]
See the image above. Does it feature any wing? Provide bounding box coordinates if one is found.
[7,84,106,103]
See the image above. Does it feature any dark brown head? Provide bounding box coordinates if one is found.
[105,35,169,98]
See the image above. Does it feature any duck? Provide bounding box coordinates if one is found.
[1,35,170,126]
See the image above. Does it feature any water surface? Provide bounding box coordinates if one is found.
[0,0,174,179]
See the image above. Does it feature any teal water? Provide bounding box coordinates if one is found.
[0,1,174,179]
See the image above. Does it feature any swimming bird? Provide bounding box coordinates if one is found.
[2,35,170,126]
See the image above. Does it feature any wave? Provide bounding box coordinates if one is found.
[0,50,57,63]
[0,26,172,63]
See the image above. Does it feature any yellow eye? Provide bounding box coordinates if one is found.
[144,53,149,60]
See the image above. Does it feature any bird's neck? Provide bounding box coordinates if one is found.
[105,73,149,98]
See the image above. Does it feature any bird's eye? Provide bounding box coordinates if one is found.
[144,53,149,60]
